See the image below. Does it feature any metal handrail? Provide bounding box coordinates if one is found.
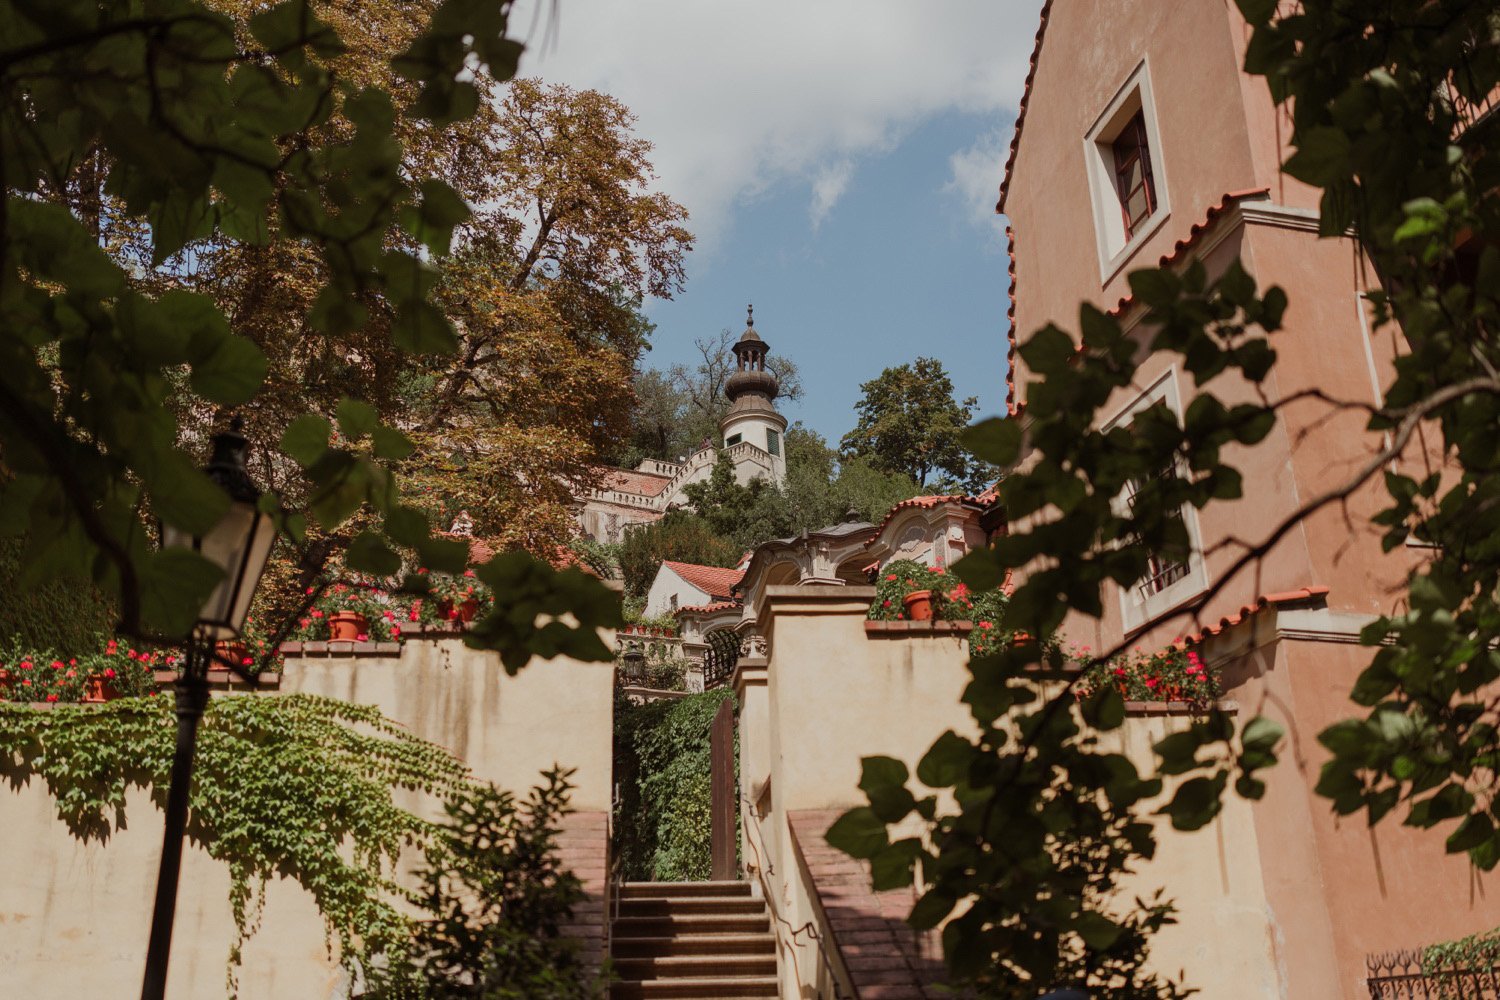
[740,795,853,1000]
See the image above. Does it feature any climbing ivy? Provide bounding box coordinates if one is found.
[613,688,734,882]
[0,695,470,995]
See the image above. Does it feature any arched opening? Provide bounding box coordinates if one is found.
[703,628,741,690]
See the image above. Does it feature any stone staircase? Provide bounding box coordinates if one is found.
[610,881,778,998]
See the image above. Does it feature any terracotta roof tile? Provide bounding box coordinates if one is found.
[1104,189,1272,319]
[1178,585,1330,647]
[661,561,744,600]
[674,600,741,617]
[996,0,1055,216]
[865,495,987,548]
[598,466,673,497]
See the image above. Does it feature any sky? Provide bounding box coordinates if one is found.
[508,1,1046,444]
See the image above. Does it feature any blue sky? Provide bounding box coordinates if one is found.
[640,109,1014,444]
[511,0,1045,443]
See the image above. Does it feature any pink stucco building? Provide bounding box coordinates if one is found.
[1002,1,1500,996]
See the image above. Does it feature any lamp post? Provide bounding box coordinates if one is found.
[140,418,275,1000]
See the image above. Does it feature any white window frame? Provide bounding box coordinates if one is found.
[1084,59,1172,283]
[1102,368,1209,634]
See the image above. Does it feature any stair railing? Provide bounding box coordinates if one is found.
[740,794,853,1000]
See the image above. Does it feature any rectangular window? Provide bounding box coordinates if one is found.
[1111,111,1157,239]
[766,429,780,456]
[726,433,742,447]
[1126,462,1190,599]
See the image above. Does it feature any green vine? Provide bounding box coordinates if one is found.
[613,688,735,881]
[0,695,470,996]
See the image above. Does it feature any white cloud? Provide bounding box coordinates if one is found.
[946,126,1012,243]
[508,0,1043,251]
[809,159,854,229]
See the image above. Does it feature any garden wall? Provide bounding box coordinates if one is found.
[0,633,614,1000]
[744,585,1280,999]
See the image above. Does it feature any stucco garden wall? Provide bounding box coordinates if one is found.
[0,634,614,1000]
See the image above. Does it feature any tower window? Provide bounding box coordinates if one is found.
[726,433,742,447]
[767,429,780,456]
[1111,111,1156,239]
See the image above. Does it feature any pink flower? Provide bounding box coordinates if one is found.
[1113,667,1126,678]
[127,649,137,659]
[311,609,323,618]
[383,611,395,620]
[979,621,993,630]
[463,569,476,578]
[50,660,63,670]
[45,693,57,702]
[68,658,76,666]
[65,670,75,679]
[300,618,311,628]
[356,633,369,642]
[19,660,31,671]
[242,657,254,666]
[21,678,31,686]
[104,668,116,679]
[306,586,316,595]
[886,574,897,581]
[882,599,892,607]
[408,610,419,622]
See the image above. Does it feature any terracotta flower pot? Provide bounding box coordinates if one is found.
[215,641,250,669]
[83,675,119,703]
[438,598,480,623]
[329,610,368,642]
[902,589,935,622]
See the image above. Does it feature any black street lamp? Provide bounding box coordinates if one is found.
[140,418,275,1000]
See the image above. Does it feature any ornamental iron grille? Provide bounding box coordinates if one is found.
[703,628,740,691]
[1367,950,1500,998]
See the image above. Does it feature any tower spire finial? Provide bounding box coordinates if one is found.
[746,303,754,327]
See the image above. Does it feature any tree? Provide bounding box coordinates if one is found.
[619,329,805,465]
[841,357,980,488]
[831,1,1500,996]
[368,768,605,1000]
[617,512,742,599]
[0,0,619,661]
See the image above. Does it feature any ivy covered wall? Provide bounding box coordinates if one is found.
[613,688,735,882]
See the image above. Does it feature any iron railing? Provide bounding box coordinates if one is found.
[1367,950,1500,998]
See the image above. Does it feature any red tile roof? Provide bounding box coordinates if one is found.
[598,467,673,497]
[673,600,741,617]
[996,0,1055,216]
[1103,189,1273,319]
[865,494,992,548]
[661,561,744,600]
[1005,189,1272,415]
[1178,585,1330,647]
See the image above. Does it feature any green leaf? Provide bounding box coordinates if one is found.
[916,730,972,788]
[908,889,955,931]
[1083,686,1125,731]
[141,548,225,636]
[281,415,332,469]
[190,335,267,406]
[1447,814,1494,854]
[346,531,401,576]
[372,425,415,461]
[335,398,378,440]
[1159,774,1225,831]
[1281,127,1351,186]
[1241,715,1284,754]
[825,806,889,859]
[1074,910,1123,950]
[963,417,1022,466]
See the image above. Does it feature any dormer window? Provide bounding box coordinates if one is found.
[1111,111,1157,239]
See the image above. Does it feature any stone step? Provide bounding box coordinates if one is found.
[613,953,777,981]
[613,913,771,938]
[617,895,765,917]
[612,933,776,958]
[620,880,752,899]
[609,976,779,999]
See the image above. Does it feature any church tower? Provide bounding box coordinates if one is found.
[720,305,788,484]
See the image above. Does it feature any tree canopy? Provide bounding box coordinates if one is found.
[0,0,625,662]
[840,356,982,489]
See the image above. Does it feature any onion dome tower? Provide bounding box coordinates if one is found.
[720,305,788,484]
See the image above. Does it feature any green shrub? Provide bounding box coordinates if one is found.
[0,535,114,655]
[613,688,735,881]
